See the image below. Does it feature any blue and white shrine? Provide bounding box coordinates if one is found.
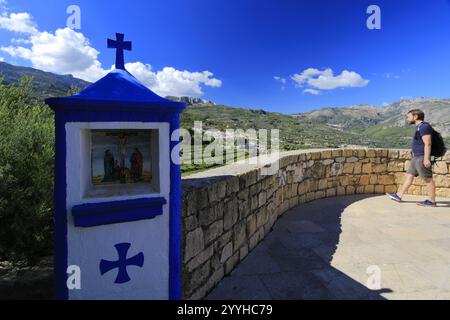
[45,33,186,300]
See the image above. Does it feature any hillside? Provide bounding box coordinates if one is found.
[181,104,383,151]
[0,61,90,98]
[293,98,450,148]
[292,104,384,132]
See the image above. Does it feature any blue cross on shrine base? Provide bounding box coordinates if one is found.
[100,242,144,284]
[107,33,132,70]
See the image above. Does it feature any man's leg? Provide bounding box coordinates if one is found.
[416,157,435,205]
[397,173,415,198]
[424,178,436,203]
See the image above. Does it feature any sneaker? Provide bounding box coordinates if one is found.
[416,200,437,207]
[386,193,402,202]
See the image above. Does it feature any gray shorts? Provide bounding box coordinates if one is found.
[407,156,433,179]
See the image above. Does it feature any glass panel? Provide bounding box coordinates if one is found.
[91,129,152,186]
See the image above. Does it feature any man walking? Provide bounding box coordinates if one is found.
[387,109,436,206]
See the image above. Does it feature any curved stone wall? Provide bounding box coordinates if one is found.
[181,148,450,299]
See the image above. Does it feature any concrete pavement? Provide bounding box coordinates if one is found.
[206,194,450,300]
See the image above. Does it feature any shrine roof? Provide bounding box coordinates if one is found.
[45,68,187,112]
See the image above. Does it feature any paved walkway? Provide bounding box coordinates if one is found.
[207,194,450,300]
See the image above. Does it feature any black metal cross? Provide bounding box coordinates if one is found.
[107,33,132,70]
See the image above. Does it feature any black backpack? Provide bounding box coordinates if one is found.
[421,122,447,158]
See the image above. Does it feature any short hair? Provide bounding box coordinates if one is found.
[407,109,425,121]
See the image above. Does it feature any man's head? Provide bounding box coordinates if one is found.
[407,109,425,125]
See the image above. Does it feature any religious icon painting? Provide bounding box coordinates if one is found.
[91,129,152,185]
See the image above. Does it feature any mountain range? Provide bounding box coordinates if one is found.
[293,98,450,147]
[1,61,449,150]
[0,61,90,98]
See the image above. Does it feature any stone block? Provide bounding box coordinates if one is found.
[186,245,214,272]
[362,163,372,174]
[220,242,233,263]
[233,220,247,250]
[378,175,394,185]
[224,199,239,231]
[246,214,257,237]
[374,185,385,193]
[185,227,205,262]
[204,220,224,245]
[343,163,354,174]
[434,161,448,174]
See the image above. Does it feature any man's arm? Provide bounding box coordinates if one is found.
[422,134,432,168]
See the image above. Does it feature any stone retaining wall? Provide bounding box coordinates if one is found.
[181,148,450,299]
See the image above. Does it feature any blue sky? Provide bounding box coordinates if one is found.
[1,0,450,113]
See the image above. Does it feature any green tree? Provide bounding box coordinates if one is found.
[0,76,54,263]
[67,85,81,96]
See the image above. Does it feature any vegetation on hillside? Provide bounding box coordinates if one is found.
[293,98,450,149]
[181,104,383,149]
[0,61,89,99]
[363,124,414,149]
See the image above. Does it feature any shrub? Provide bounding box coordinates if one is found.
[0,77,54,263]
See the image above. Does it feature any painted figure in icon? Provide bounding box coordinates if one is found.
[93,132,150,185]
[113,160,121,181]
[103,149,115,181]
[130,148,143,182]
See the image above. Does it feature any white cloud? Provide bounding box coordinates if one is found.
[1,27,107,82]
[0,10,222,97]
[303,88,320,95]
[0,56,4,62]
[291,68,323,85]
[0,12,37,34]
[125,62,222,97]
[273,76,286,84]
[11,37,31,44]
[274,76,286,90]
[291,68,369,92]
